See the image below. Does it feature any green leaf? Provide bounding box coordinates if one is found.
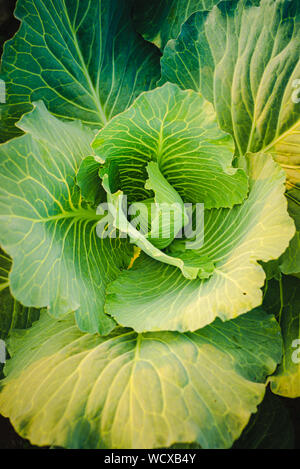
[106,153,295,332]
[233,390,294,449]
[0,0,161,142]
[262,188,300,277]
[76,156,105,206]
[174,391,295,449]
[132,0,223,50]
[160,0,300,178]
[160,0,300,284]
[143,161,188,249]
[0,309,282,449]
[263,275,300,398]
[0,102,132,335]
[0,249,39,340]
[175,391,295,450]
[92,83,249,209]
[279,188,300,275]
[279,232,300,276]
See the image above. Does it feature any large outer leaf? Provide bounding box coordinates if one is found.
[160,0,300,184]
[106,153,294,332]
[132,0,223,50]
[160,0,300,277]
[262,188,300,276]
[263,275,300,398]
[0,102,132,335]
[92,83,248,209]
[0,309,281,449]
[168,389,296,449]
[0,0,161,142]
[0,249,39,340]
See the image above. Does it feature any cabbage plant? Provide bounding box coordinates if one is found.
[0,0,299,449]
